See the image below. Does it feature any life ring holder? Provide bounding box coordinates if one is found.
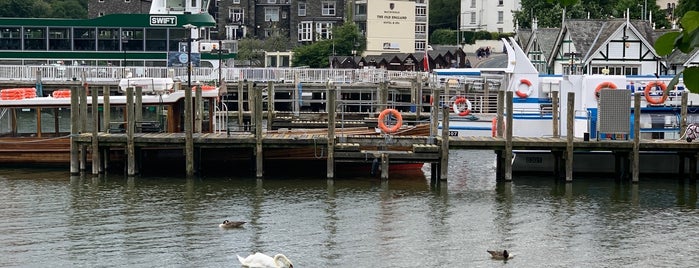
[377,108,403,133]
[452,97,472,116]
[595,82,617,99]
[515,79,533,98]
[644,81,668,105]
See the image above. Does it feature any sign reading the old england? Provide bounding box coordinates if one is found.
[150,16,177,26]
[376,6,408,25]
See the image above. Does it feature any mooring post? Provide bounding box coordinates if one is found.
[238,81,244,127]
[70,85,79,175]
[185,79,194,177]
[101,85,110,172]
[267,81,275,131]
[91,85,100,175]
[327,81,336,179]
[552,90,559,138]
[378,81,388,113]
[255,85,264,178]
[430,87,440,140]
[681,92,688,138]
[504,90,513,182]
[496,75,507,137]
[79,82,88,171]
[440,106,449,181]
[632,92,640,182]
[126,87,136,176]
[415,73,422,120]
[380,153,389,180]
[195,85,202,133]
[565,91,575,182]
[135,86,143,123]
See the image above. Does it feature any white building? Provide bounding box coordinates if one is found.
[355,0,429,55]
[459,0,520,34]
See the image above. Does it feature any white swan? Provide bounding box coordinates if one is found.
[237,252,293,268]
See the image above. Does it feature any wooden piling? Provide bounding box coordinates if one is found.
[195,85,202,133]
[327,82,336,179]
[255,85,264,178]
[430,87,440,138]
[565,91,574,182]
[378,81,388,113]
[126,87,136,176]
[135,86,143,123]
[504,90,513,182]
[440,106,449,181]
[681,92,688,138]
[79,83,88,171]
[415,73,422,119]
[552,90,559,138]
[496,75,507,137]
[380,153,389,180]
[632,92,640,183]
[268,81,275,131]
[91,85,99,175]
[70,86,79,175]
[238,81,244,126]
[101,85,110,172]
[185,81,194,177]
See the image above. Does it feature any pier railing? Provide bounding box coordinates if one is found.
[0,65,426,85]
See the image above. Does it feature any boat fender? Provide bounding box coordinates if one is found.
[371,158,380,176]
[515,79,533,98]
[377,109,403,133]
[644,81,668,105]
[594,82,617,99]
[452,97,472,116]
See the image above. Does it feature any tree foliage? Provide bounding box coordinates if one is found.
[292,23,365,68]
[428,0,459,34]
[654,11,699,93]
[515,0,671,29]
[0,0,87,18]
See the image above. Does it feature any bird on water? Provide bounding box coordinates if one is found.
[219,220,246,228]
[487,250,513,260]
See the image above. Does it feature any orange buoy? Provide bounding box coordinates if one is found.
[644,81,668,105]
[377,109,403,133]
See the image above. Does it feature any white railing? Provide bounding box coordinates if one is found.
[0,65,428,85]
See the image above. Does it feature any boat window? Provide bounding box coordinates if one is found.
[74,28,96,51]
[97,28,120,51]
[0,27,21,50]
[16,108,38,136]
[49,27,71,50]
[24,27,47,50]
[146,28,167,51]
[122,28,144,51]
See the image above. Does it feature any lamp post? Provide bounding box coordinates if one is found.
[183,24,196,89]
[218,40,222,86]
[121,35,128,77]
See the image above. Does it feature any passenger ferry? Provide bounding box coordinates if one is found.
[0,3,234,69]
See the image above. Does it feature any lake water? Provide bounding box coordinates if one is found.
[1,150,698,267]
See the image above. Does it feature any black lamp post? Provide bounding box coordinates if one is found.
[183,24,196,89]
[218,40,222,86]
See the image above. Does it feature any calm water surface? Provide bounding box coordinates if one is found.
[1,150,699,267]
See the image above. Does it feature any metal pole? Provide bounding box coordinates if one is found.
[218,40,222,86]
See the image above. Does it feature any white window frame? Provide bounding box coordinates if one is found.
[416,6,426,16]
[265,7,280,22]
[298,2,306,16]
[315,22,334,39]
[415,41,426,51]
[233,0,240,3]
[470,12,476,24]
[415,24,426,34]
[497,11,503,24]
[267,0,276,3]
[470,0,476,8]
[298,22,312,41]
[229,7,244,23]
[322,1,336,16]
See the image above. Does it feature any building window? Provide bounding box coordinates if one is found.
[415,24,426,34]
[470,0,475,8]
[233,0,240,3]
[416,6,426,16]
[98,0,104,2]
[415,41,426,51]
[125,0,130,3]
[316,22,334,39]
[497,11,503,24]
[298,2,306,16]
[470,12,476,24]
[265,7,279,22]
[229,7,244,23]
[498,0,503,6]
[268,0,276,3]
[298,22,312,41]
[416,0,425,3]
[98,12,104,17]
[498,28,503,33]
[322,1,336,16]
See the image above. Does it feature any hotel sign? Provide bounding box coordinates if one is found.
[150,16,177,26]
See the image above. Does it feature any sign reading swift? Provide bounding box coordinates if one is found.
[150,16,177,26]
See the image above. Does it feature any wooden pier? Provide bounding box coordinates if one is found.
[68,81,699,182]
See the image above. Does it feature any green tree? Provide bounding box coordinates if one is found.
[292,23,365,68]
[676,0,699,19]
[429,0,459,34]
[430,29,457,45]
[654,11,699,93]
[515,0,670,29]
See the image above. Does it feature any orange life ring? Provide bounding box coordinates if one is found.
[516,79,533,98]
[377,108,403,133]
[452,97,472,116]
[595,82,617,99]
[644,81,668,105]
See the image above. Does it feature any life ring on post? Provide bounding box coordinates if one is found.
[491,118,506,137]
[452,97,472,116]
[515,79,533,98]
[644,81,668,105]
[595,81,617,99]
[377,108,403,133]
